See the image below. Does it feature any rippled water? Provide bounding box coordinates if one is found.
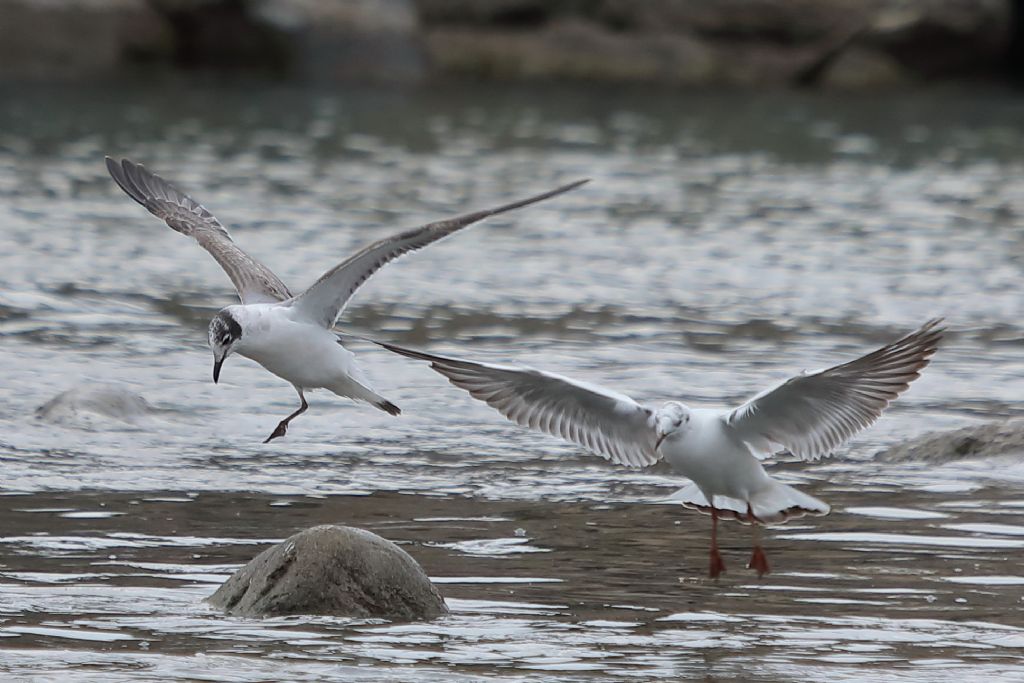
[2,82,1024,681]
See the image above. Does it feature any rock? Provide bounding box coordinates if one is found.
[208,525,448,620]
[0,0,170,79]
[278,0,424,82]
[425,19,717,83]
[867,0,1009,79]
[0,0,1011,85]
[879,420,1024,464]
[418,0,868,85]
[36,383,157,428]
[416,0,1011,86]
[592,0,858,43]
[154,0,425,81]
[818,46,910,88]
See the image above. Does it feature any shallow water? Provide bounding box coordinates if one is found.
[1,82,1024,681]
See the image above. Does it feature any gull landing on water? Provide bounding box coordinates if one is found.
[379,320,944,578]
[105,157,588,442]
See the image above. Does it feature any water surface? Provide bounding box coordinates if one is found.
[1,82,1024,681]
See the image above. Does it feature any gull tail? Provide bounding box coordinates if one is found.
[327,376,401,417]
[375,399,401,416]
[669,480,830,525]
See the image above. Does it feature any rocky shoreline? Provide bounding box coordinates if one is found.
[1,0,1016,88]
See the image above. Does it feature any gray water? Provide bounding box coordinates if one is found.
[2,82,1024,681]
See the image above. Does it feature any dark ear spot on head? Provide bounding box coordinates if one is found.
[212,311,242,344]
[224,313,242,339]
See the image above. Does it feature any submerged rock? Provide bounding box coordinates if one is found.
[879,420,1024,463]
[208,525,447,621]
[36,383,156,428]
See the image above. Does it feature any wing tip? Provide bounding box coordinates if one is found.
[560,177,591,193]
[105,155,145,179]
[460,176,591,224]
[105,155,149,207]
[907,317,946,360]
[920,317,946,341]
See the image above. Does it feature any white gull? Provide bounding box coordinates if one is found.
[380,320,944,577]
[106,157,587,442]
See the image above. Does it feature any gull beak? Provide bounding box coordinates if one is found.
[213,358,224,384]
[655,433,666,450]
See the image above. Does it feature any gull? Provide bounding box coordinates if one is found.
[105,157,587,442]
[378,320,943,577]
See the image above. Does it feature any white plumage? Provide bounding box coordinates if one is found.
[380,319,943,576]
[107,156,588,442]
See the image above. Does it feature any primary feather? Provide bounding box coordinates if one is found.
[105,157,293,304]
[289,179,590,329]
[379,342,659,468]
[726,319,944,460]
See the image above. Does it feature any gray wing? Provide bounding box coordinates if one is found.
[726,319,944,460]
[380,342,660,468]
[105,157,292,304]
[289,179,589,328]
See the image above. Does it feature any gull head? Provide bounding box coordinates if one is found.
[208,309,243,384]
[654,401,690,449]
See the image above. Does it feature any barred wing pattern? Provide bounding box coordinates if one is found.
[106,157,292,304]
[726,319,944,460]
[290,179,589,329]
[380,342,660,468]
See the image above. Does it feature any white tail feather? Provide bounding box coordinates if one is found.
[668,480,830,525]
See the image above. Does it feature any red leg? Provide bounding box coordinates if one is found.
[708,504,726,579]
[745,503,770,578]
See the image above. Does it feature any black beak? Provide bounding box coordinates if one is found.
[655,433,666,450]
[213,358,223,384]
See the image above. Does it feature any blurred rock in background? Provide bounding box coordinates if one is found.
[0,0,1015,87]
[0,0,170,79]
[0,0,423,81]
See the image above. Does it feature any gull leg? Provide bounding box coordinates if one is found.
[264,387,308,443]
[746,503,770,578]
[708,503,726,579]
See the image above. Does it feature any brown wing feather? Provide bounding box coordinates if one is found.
[106,157,292,304]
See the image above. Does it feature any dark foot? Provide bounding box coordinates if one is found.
[747,545,770,578]
[709,548,726,579]
[263,422,288,443]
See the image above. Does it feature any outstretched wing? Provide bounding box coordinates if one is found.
[105,157,292,304]
[380,342,660,468]
[726,319,944,460]
[289,179,589,329]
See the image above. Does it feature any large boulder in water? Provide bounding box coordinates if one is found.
[208,525,448,621]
